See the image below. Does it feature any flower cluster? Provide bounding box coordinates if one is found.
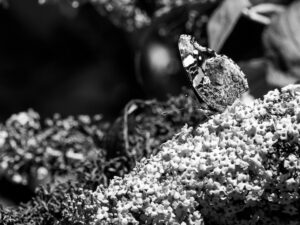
[102,88,215,176]
[1,181,99,225]
[2,85,300,224]
[93,84,300,225]
[0,110,107,189]
[0,89,208,193]
[0,89,213,224]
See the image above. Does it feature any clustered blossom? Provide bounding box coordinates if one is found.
[0,90,213,224]
[93,84,300,225]
[0,89,210,196]
[2,85,300,224]
[0,110,107,188]
[1,181,100,225]
[103,90,208,170]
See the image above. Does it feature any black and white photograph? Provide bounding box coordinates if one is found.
[1,0,300,224]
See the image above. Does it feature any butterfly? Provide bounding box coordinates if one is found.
[178,34,249,116]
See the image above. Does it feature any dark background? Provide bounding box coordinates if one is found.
[0,0,144,121]
[0,0,271,122]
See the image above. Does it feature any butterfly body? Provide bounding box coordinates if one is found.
[178,34,249,114]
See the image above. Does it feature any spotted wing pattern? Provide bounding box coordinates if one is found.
[178,34,249,113]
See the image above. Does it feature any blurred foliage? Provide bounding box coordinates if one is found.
[40,0,221,32]
[262,0,300,86]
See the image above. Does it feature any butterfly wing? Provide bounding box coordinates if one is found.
[178,34,248,112]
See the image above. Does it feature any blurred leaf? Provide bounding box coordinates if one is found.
[243,3,285,25]
[0,0,8,8]
[208,0,250,51]
[263,0,300,87]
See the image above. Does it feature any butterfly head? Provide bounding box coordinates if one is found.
[178,34,216,69]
